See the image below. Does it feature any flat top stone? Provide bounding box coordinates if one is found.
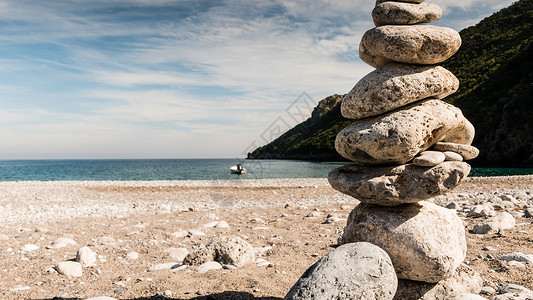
[373,2,442,26]
[360,25,461,68]
[341,63,459,119]
[328,161,471,206]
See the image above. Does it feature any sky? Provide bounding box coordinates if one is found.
[0,0,516,159]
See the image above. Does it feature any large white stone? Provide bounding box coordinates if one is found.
[328,162,470,206]
[341,202,466,283]
[373,2,442,26]
[336,99,475,165]
[360,25,461,68]
[341,63,459,119]
[183,236,255,267]
[285,242,397,300]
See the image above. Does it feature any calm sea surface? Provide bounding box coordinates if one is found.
[0,159,531,181]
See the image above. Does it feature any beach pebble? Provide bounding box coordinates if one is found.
[359,25,461,67]
[433,142,480,160]
[21,244,40,252]
[341,63,458,119]
[10,286,31,292]
[55,261,83,277]
[413,151,446,167]
[467,205,495,218]
[125,251,139,260]
[495,284,533,299]
[85,297,116,300]
[195,261,222,274]
[76,246,97,267]
[215,221,230,229]
[148,262,180,272]
[223,264,237,270]
[372,2,442,26]
[447,202,460,210]
[445,151,464,162]
[394,264,483,299]
[97,236,116,245]
[480,287,496,295]
[285,242,397,300]
[328,162,470,206]
[47,237,77,249]
[166,247,189,262]
[170,230,188,239]
[184,236,255,267]
[256,258,272,267]
[203,221,219,228]
[498,252,533,264]
[187,229,206,237]
[336,99,474,165]
[341,201,466,282]
[472,212,516,234]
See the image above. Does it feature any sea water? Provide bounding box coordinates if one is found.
[0,159,531,181]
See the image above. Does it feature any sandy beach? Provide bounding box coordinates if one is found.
[0,176,532,299]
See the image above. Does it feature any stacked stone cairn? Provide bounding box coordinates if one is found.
[286,1,481,299]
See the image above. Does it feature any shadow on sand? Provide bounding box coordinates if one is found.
[39,291,284,300]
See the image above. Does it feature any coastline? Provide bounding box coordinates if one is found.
[0,175,531,299]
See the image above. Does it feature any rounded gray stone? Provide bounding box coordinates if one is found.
[341,63,459,119]
[183,236,255,267]
[284,242,397,300]
[336,99,475,165]
[412,151,446,167]
[328,162,471,206]
[433,142,480,160]
[360,25,461,68]
[341,201,467,283]
[373,2,442,26]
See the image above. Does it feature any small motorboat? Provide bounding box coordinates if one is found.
[230,164,246,174]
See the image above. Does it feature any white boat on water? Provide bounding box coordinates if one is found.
[230,164,246,174]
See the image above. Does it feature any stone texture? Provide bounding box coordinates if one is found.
[373,2,442,26]
[284,242,397,300]
[472,212,516,234]
[341,63,459,119]
[433,142,480,160]
[55,261,83,277]
[76,246,97,267]
[341,201,466,282]
[183,236,255,267]
[328,162,470,206]
[360,25,461,68]
[393,264,483,300]
[335,99,475,165]
[413,151,446,167]
[444,151,464,161]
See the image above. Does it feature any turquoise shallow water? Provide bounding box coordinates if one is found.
[0,159,531,181]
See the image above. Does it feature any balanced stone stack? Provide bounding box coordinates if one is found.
[328,0,479,297]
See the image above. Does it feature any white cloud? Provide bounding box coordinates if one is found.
[0,0,516,158]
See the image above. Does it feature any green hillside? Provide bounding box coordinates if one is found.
[248,0,533,167]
